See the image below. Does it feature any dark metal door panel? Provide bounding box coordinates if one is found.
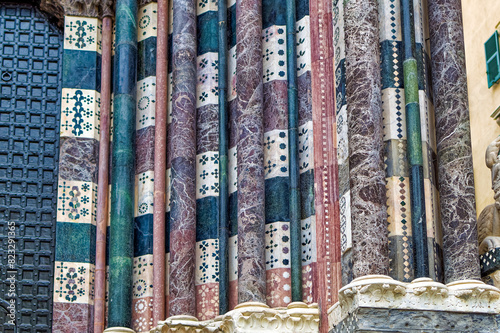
[0,3,63,332]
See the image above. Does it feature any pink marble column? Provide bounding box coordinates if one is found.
[94,15,113,333]
[310,0,340,330]
[153,0,168,323]
[236,0,266,303]
[169,0,198,316]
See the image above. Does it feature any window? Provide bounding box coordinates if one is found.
[485,31,500,88]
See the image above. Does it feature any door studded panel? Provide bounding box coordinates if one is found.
[0,3,62,333]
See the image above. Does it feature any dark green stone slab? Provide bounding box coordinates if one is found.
[55,222,96,263]
[62,50,101,91]
[196,196,219,241]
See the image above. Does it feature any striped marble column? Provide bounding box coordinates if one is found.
[296,0,318,303]
[379,0,413,282]
[262,0,292,308]
[427,0,480,283]
[227,0,239,309]
[53,14,102,331]
[132,2,157,332]
[108,0,137,328]
[378,0,443,283]
[195,0,220,320]
[169,0,198,316]
[345,0,389,278]
[332,0,352,287]
[236,0,266,303]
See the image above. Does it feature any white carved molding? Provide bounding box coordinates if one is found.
[327,275,500,330]
[151,302,320,333]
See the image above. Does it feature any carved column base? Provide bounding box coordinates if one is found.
[328,275,500,332]
[104,327,136,333]
[151,302,319,333]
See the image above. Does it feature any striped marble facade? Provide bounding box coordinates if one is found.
[132,2,157,332]
[43,0,461,330]
[53,15,102,331]
[195,0,220,320]
[379,0,443,283]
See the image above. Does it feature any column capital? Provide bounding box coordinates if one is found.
[153,302,320,333]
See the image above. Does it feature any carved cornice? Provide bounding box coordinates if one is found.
[39,0,115,26]
[328,275,500,330]
[152,302,320,333]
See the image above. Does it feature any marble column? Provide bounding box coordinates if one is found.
[169,0,197,316]
[153,0,169,323]
[332,0,352,287]
[427,0,480,283]
[94,14,113,333]
[195,0,220,319]
[236,0,266,303]
[153,0,168,324]
[401,0,429,278]
[296,0,318,303]
[108,0,137,328]
[262,0,292,308]
[132,2,158,331]
[286,0,302,303]
[227,0,239,310]
[344,0,389,278]
[218,0,230,315]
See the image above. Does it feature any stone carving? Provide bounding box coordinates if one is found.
[328,275,500,330]
[40,0,115,26]
[478,136,500,254]
[152,302,320,333]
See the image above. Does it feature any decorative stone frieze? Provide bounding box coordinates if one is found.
[328,275,500,331]
[152,302,320,333]
[40,0,115,25]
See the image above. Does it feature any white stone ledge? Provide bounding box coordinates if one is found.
[327,275,500,329]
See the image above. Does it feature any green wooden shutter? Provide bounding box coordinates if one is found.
[485,31,500,88]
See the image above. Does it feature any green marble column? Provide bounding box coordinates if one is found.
[286,0,302,301]
[108,0,137,328]
[218,0,229,314]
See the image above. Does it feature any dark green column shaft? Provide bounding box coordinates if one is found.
[108,0,137,328]
[286,0,302,301]
[401,0,428,278]
[218,0,229,315]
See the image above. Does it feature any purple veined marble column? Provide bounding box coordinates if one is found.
[235,0,266,303]
[344,0,389,278]
[169,0,198,316]
[427,0,480,283]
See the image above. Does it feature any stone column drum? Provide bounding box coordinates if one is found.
[344,0,390,278]
[427,0,480,283]
[235,0,267,303]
